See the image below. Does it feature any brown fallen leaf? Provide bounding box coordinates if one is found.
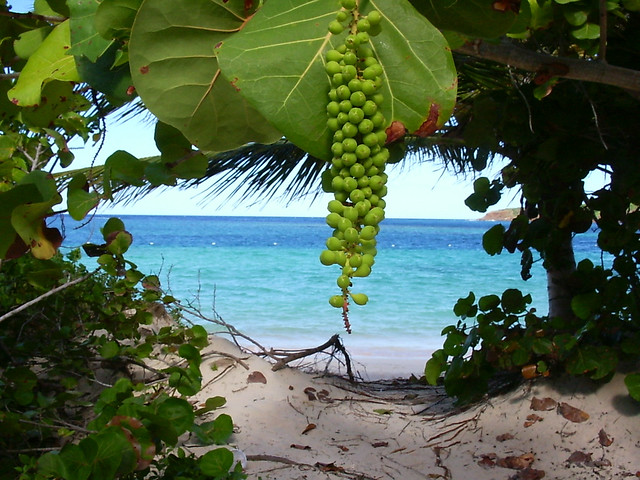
[594,459,612,468]
[478,453,497,468]
[337,445,349,452]
[290,444,311,450]
[530,397,557,411]
[567,451,592,464]
[558,402,589,423]
[372,441,389,448]
[303,386,316,400]
[315,462,345,473]
[509,467,546,480]
[524,414,544,427]
[317,389,333,403]
[521,364,539,379]
[497,453,535,470]
[497,433,515,442]
[301,423,316,435]
[598,428,614,446]
[247,371,267,384]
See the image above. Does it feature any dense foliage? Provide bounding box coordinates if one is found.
[1,0,640,476]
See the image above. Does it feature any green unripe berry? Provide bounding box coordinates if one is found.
[320,249,336,265]
[363,56,379,68]
[350,292,369,305]
[371,111,385,128]
[335,191,348,203]
[327,101,340,117]
[337,274,351,289]
[348,253,362,268]
[342,137,357,152]
[348,107,364,124]
[357,175,369,188]
[329,295,345,308]
[344,227,359,243]
[343,206,358,223]
[326,49,343,62]
[339,99,352,112]
[372,93,384,105]
[326,60,342,75]
[350,91,367,107]
[328,199,344,214]
[355,144,371,160]
[343,51,357,65]
[347,78,362,92]
[356,18,371,32]
[349,163,365,178]
[340,0,356,9]
[359,119,375,135]
[342,122,358,138]
[342,64,357,82]
[333,130,344,142]
[326,212,342,228]
[331,142,344,157]
[326,117,339,132]
[336,85,351,100]
[363,64,383,80]
[326,236,343,251]
[331,176,345,192]
[350,188,365,203]
[336,112,349,126]
[331,158,344,170]
[343,176,358,192]
[360,225,376,240]
[331,73,345,87]
[344,35,360,49]
[367,10,381,25]
[355,199,371,216]
[361,79,377,96]
[341,152,357,166]
[337,216,352,231]
[328,20,344,35]
[362,100,377,116]
[336,11,349,22]
[356,31,369,44]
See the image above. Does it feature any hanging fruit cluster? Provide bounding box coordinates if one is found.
[319,0,389,333]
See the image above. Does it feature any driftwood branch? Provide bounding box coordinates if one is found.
[455,40,640,93]
[270,334,354,381]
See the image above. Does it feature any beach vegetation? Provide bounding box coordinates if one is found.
[1,0,639,476]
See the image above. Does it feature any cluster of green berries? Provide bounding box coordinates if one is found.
[319,1,389,330]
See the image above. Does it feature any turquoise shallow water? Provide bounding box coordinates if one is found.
[54,215,602,371]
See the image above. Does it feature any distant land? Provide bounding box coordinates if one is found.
[478,208,520,221]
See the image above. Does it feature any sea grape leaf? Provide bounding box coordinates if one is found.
[68,0,113,61]
[217,0,457,160]
[75,42,133,102]
[198,448,234,477]
[128,0,281,153]
[482,224,505,255]
[14,27,53,59]
[409,0,520,39]
[7,20,81,106]
[95,0,143,40]
[67,173,99,220]
[625,373,640,401]
[157,397,195,436]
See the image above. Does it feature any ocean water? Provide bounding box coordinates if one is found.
[54,215,602,370]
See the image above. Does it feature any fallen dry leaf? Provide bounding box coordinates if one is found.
[521,364,539,379]
[301,423,316,435]
[558,402,589,423]
[509,467,546,480]
[530,397,557,411]
[372,441,389,448]
[498,453,535,470]
[478,453,497,468]
[524,414,544,427]
[290,444,311,450]
[598,428,614,446]
[567,451,592,464]
[594,459,612,468]
[317,389,333,403]
[337,445,349,452]
[497,433,515,442]
[315,462,345,473]
[303,387,317,400]
[247,371,267,384]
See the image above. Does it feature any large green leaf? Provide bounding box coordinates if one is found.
[68,0,113,61]
[7,20,81,106]
[410,0,519,39]
[129,0,281,153]
[216,0,457,160]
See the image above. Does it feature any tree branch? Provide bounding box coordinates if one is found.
[0,10,66,23]
[455,40,640,93]
[0,271,97,325]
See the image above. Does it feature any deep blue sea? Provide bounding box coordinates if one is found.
[53,215,602,369]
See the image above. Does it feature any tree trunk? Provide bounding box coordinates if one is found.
[546,231,576,319]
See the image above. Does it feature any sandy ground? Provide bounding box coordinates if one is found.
[187,335,640,480]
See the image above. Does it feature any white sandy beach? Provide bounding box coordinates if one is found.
[185,335,640,480]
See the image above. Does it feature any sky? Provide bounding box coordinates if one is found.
[68,116,517,220]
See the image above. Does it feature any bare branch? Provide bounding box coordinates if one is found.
[599,0,608,62]
[455,40,640,93]
[0,271,97,325]
[0,72,20,80]
[0,9,66,23]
